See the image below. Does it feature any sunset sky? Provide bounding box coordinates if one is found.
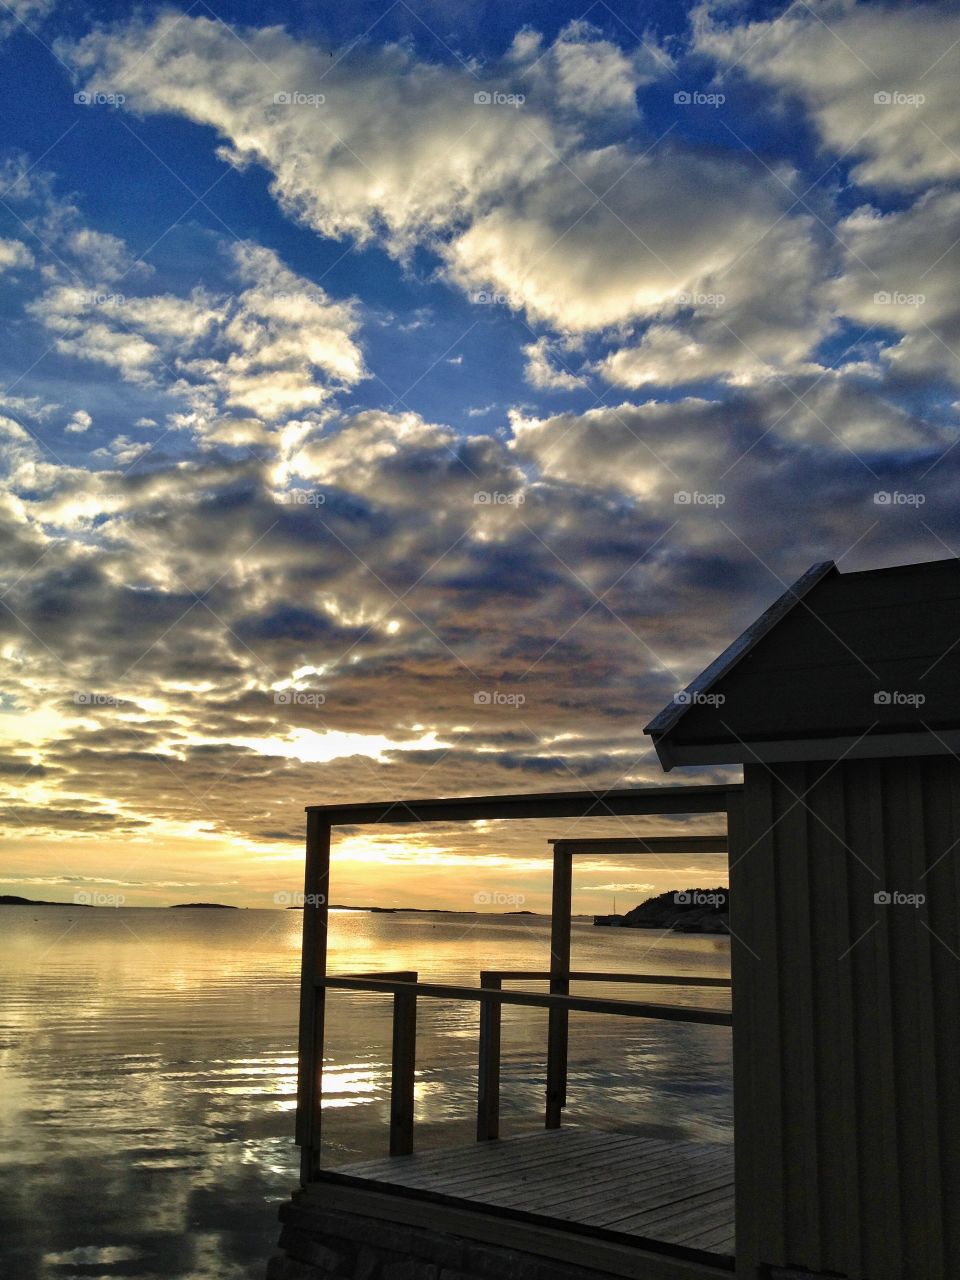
[1,0,958,910]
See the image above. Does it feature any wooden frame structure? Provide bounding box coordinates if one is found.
[295,784,738,1182]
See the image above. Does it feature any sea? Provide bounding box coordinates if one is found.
[0,906,732,1279]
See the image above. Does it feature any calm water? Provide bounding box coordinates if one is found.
[0,907,732,1280]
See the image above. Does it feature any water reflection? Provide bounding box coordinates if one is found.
[0,907,731,1279]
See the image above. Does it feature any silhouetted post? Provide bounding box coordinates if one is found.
[296,811,331,1182]
[390,984,417,1155]
[477,972,502,1140]
[546,846,572,1128]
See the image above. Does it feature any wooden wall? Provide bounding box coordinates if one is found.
[729,757,960,1280]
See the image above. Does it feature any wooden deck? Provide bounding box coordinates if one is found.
[322,1129,735,1260]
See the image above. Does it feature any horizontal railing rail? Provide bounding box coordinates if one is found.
[314,970,731,1155]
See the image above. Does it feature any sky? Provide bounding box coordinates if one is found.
[0,0,958,911]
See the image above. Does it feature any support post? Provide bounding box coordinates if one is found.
[477,973,502,1140]
[545,846,572,1128]
[390,985,417,1156]
[296,811,331,1182]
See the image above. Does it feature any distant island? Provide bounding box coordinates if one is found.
[0,894,86,907]
[595,887,729,934]
[288,904,544,915]
[169,902,239,909]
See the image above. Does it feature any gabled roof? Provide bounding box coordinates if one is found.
[645,557,960,770]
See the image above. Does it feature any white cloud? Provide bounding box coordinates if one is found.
[65,409,92,434]
[0,238,34,272]
[65,11,822,382]
[693,0,960,190]
[523,336,587,390]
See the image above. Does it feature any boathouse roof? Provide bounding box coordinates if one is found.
[644,556,960,769]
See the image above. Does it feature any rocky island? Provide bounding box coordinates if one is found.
[594,887,729,933]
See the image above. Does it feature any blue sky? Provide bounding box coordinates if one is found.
[1,0,959,908]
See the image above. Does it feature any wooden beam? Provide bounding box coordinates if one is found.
[318,976,732,1026]
[304,784,737,824]
[489,971,732,987]
[296,813,331,1182]
[549,836,727,855]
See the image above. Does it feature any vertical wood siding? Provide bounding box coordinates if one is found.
[731,757,960,1280]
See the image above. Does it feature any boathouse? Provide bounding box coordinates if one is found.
[270,555,960,1280]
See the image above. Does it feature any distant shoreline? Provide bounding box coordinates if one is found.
[0,894,544,916]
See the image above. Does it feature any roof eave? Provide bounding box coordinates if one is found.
[662,729,960,767]
[643,560,837,745]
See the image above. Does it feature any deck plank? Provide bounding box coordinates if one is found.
[325,1129,735,1258]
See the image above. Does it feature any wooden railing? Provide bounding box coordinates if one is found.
[310,969,732,1158]
[295,782,739,1181]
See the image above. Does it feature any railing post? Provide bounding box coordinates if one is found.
[390,981,417,1156]
[296,812,331,1183]
[477,972,502,1140]
[546,846,572,1128]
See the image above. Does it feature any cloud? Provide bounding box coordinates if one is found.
[523,337,587,390]
[65,11,823,379]
[693,0,960,190]
[0,238,34,271]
